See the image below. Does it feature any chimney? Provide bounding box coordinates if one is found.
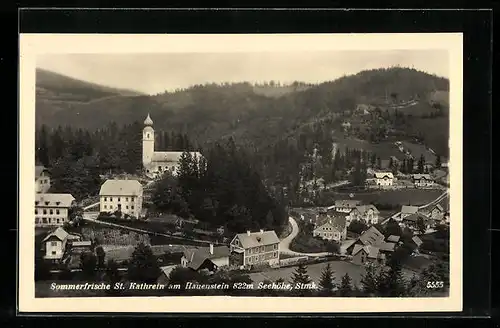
[260,229,264,234]
[209,244,214,255]
[247,231,251,236]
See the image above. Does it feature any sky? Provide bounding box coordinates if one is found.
[37,50,449,95]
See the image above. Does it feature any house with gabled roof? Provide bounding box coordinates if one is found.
[401,212,433,232]
[396,205,420,222]
[312,212,347,242]
[374,172,394,187]
[412,174,434,188]
[42,227,81,262]
[346,226,396,265]
[229,230,280,268]
[347,204,380,225]
[35,193,76,227]
[329,199,362,213]
[181,244,230,273]
[99,179,143,219]
[35,165,51,194]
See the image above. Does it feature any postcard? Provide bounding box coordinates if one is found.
[19,33,463,313]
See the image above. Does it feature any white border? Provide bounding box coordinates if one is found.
[19,33,463,313]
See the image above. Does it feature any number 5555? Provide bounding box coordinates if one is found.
[426,281,444,289]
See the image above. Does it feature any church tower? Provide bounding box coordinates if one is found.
[142,113,155,167]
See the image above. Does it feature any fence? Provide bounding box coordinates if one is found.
[279,256,309,267]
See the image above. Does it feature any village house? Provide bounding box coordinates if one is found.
[412,174,434,188]
[42,227,81,262]
[35,193,76,227]
[35,165,51,194]
[181,244,230,273]
[401,212,433,232]
[328,199,362,213]
[346,226,396,265]
[69,240,93,255]
[312,211,347,242]
[396,205,420,222]
[99,179,143,219]
[142,113,203,178]
[409,236,424,254]
[347,204,380,225]
[229,230,280,268]
[157,265,177,285]
[386,235,402,245]
[427,204,445,221]
[374,172,394,187]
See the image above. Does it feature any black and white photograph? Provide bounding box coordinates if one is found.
[19,33,463,313]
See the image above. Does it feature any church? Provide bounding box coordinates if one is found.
[142,114,203,178]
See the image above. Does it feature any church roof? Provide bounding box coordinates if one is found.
[151,151,202,163]
[99,179,143,196]
[144,113,153,126]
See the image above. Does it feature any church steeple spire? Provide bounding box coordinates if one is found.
[144,113,153,126]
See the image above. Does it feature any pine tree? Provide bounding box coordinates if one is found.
[318,263,336,295]
[417,154,425,173]
[127,243,161,283]
[339,273,353,296]
[377,257,408,297]
[291,264,312,285]
[435,155,442,169]
[360,263,380,296]
[36,124,50,167]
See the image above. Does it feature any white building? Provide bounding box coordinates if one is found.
[142,114,203,178]
[35,165,51,193]
[42,227,80,261]
[313,212,347,242]
[35,193,76,227]
[99,179,143,219]
[348,204,380,225]
[412,174,434,188]
[229,230,280,268]
[374,172,394,187]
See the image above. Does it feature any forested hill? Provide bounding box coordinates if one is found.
[36,67,449,157]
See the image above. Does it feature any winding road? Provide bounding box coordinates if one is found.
[279,216,331,257]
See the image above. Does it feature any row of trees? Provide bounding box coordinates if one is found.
[37,241,448,298]
[35,123,196,200]
[152,138,288,235]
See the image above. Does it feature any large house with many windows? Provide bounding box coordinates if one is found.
[35,165,51,193]
[229,230,280,268]
[99,179,143,219]
[35,193,76,227]
[313,211,347,242]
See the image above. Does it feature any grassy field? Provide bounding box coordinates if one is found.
[323,189,443,207]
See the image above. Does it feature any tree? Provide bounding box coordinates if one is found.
[36,124,50,167]
[377,257,408,297]
[318,263,336,295]
[325,241,340,254]
[127,243,161,283]
[95,246,106,270]
[347,219,368,235]
[417,154,425,174]
[384,219,403,238]
[339,273,353,296]
[80,251,97,279]
[435,155,442,169]
[416,217,427,234]
[360,263,380,296]
[291,264,312,285]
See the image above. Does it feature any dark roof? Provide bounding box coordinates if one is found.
[315,213,347,231]
[359,226,385,246]
[183,246,230,270]
[235,230,280,248]
[387,235,401,243]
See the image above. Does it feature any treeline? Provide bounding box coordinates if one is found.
[34,122,194,200]
[152,138,288,235]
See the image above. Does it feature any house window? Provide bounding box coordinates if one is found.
[234,240,239,246]
[126,206,129,209]
[56,210,60,215]
[45,202,49,205]
[43,209,47,215]
[131,197,134,202]
[361,256,365,264]
[118,197,121,201]
[147,133,150,138]
[260,246,264,252]
[273,244,277,250]
[35,209,38,214]
[104,197,107,201]
[248,257,252,263]
[51,251,56,255]
[42,218,47,223]
[104,205,107,209]
[273,252,278,257]
[51,241,57,246]
[126,197,128,201]
[35,218,40,224]
[110,197,113,201]
[131,206,134,210]
[50,209,53,215]
[56,219,60,224]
